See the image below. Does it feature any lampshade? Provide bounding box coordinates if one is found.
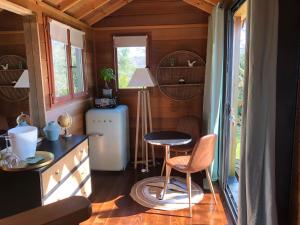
[14,70,30,88]
[128,68,156,88]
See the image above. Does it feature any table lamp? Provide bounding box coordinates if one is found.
[128,68,156,172]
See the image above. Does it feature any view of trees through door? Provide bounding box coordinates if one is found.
[225,0,247,215]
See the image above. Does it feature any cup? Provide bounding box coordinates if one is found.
[8,126,38,160]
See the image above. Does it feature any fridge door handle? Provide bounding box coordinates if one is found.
[88,133,104,137]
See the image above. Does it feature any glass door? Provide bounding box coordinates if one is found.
[222,0,248,220]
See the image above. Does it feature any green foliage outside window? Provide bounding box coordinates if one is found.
[117,47,146,89]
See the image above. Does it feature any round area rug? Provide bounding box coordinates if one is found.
[130,176,204,211]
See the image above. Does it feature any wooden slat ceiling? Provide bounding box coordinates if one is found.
[40,0,220,26]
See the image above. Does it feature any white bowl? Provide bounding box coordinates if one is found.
[8,126,38,160]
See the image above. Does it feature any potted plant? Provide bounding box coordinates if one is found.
[100,68,116,98]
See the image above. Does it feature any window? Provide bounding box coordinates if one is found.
[48,19,86,103]
[51,40,69,97]
[71,46,84,94]
[114,36,148,89]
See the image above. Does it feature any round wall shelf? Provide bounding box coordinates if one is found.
[0,55,28,102]
[156,50,205,101]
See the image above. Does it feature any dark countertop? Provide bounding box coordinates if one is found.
[0,135,87,174]
[36,135,87,172]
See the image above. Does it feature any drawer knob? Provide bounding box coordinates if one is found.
[55,170,60,175]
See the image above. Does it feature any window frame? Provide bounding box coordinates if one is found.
[113,33,150,92]
[46,17,88,107]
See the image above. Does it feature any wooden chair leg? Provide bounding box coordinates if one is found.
[161,157,166,176]
[205,168,217,204]
[159,165,171,200]
[186,172,192,217]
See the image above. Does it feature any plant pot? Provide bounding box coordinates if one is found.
[102,88,113,98]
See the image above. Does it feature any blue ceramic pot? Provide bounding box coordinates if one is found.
[43,121,60,141]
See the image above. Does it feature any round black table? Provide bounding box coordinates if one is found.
[144,131,192,174]
[144,131,192,198]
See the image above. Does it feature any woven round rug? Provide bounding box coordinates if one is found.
[130,176,204,211]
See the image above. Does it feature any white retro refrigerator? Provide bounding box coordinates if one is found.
[86,105,130,171]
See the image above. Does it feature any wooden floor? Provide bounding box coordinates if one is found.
[81,164,232,225]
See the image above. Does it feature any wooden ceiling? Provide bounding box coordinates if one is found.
[40,0,220,26]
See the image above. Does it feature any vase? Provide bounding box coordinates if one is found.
[43,121,60,141]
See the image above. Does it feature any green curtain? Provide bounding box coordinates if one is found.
[203,6,224,181]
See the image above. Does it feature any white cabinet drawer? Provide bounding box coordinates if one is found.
[43,157,90,205]
[76,177,92,198]
[41,140,88,196]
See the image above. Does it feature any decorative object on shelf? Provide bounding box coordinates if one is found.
[169,57,176,67]
[95,97,117,108]
[187,60,197,67]
[179,78,185,84]
[8,126,38,160]
[43,121,60,141]
[99,67,116,98]
[0,149,54,172]
[156,50,206,101]
[16,112,31,126]
[57,112,73,138]
[0,55,29,102]
[128,68,156,172]
[0,64,8,70]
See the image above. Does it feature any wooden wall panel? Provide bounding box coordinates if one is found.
[94,0,209,27]
[93,0,209,158]
[0,11,29,128]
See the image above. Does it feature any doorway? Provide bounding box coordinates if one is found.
[222,0,248,220]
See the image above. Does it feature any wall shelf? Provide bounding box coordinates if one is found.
[0,55,28,102]
[156,50,206,101]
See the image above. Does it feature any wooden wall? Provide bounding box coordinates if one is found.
[0,11,29,128]
[93,0,209,157]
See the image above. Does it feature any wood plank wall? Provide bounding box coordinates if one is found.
[0,11,29,128]
[93,0,209,158]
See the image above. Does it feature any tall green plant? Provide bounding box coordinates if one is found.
[100,68,116,89]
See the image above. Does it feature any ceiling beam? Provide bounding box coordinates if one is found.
[203,0,219,5]
[0,0,32,15]
[58,0,83,12]
[36,0,89,28]
[8,0,89,29]
[77,0,110,20]
[85,0,133,26]
[183,0,214,14]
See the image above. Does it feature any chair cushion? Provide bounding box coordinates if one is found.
[166,155,190,172]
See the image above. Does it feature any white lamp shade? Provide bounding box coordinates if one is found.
[128,68,156,88]
[14,70,30,88]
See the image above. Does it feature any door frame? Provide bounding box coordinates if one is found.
[220,0,247,222]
